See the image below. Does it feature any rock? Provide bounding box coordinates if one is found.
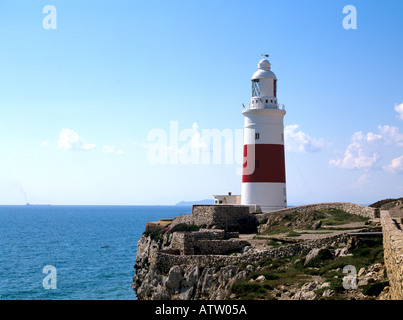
[322,289,334,297]
[357,267,366,277]
[246,265,255,272]
[242,246,253,254]
[293,282,318,300]
[165,266,184,289]
[357,263,386,287]
[378,286,391,300]
[311,221,322,230]
[304,248,321,266]
[255,275,266,283]
[335,247,352,257]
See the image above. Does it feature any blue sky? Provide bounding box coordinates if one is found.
[0,0,402,205]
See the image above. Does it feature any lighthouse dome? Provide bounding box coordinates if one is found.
[258,59,271,69]
[252,59,277,80]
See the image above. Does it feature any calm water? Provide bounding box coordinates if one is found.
[0,205,192,300]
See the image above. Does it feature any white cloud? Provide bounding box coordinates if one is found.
[102,145,126,155]
[189,122,209,151]
[395,103,403,120]
[330,125,403,170]
[42,141,51,147]
[329,131,381,169]
[378,125,403,147]
[58,128,95,151]
[383,155,403,173]
[331,103,403,171]
[284,124,326,153]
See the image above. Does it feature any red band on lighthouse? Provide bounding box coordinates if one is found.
[242,144,286,183]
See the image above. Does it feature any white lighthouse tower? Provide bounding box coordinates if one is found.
[241,55,287,212]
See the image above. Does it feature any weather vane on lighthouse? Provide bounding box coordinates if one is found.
[261,54,269,58]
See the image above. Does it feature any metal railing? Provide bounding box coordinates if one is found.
[245,102,286,111]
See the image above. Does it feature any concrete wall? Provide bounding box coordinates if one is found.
[381,210,403,300]
[256,202,379,224]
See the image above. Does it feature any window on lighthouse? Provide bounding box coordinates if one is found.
[252,79,260,97]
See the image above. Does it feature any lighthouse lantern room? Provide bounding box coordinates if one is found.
[241,55,287,212]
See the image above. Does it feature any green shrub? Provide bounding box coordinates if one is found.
[144,228,163,242]
[267,240,283,248]
[261,273,280,280]
[170,223,200,232]
[263,284,273,290]
[362,281,389,297]
[328,277,344,293]
[232,283,261,295]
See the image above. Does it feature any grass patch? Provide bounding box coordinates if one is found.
[267,240,284,248]
[317,208,369,226]
[248,273,280,281]
[261,225,294,236]
[286,231,302,237]
[231,283,268,299]
[260,207,369,236]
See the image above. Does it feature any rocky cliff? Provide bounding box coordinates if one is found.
[132,232,250,299]
[132,203,388,300]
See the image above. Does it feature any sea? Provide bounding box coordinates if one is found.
[0,205,192,300]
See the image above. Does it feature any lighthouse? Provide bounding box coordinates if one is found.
[241,56,287,212]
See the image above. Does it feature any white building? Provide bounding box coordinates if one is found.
[213,192,241,205]
[241,56,287,212]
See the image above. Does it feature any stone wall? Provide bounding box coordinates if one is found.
[169,205,257,233]
[380,210,403,300]
[256,202,379,224]
[153,232,351,274]
[195,240,250,255]
[168,229,247,256]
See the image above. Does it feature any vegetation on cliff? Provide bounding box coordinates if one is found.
[231,236,386,300]
[258,208,369,237]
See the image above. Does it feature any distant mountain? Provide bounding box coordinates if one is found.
[175,199,214,206]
